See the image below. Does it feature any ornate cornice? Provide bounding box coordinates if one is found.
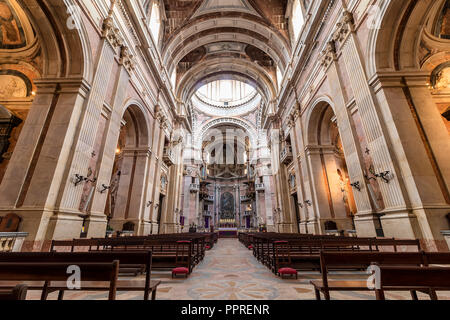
[101,17,123,48]
[320,41,337,69]
[119,46,136,73]
[332,11,354,45]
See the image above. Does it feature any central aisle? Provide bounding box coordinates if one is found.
[154,238,313,300]
[153,239,443,300]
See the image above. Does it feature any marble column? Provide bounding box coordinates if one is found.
[305,146,334,234]
[124,148,151,234]
[148,121,163,233]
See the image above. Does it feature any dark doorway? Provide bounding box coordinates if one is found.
[292,193,301,233]
[157,194,165,234]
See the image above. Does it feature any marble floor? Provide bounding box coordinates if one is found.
[26,238,450,300]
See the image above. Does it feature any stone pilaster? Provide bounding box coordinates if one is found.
[333,11,418,239]
[322,41,378,236]
[85,53,132,238]
[371,73,450,250]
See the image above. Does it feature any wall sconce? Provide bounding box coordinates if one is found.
[73,174,97,187]
[304,200,312,207]
[74,174,85,186]
[375,171,392,183]
[350,181,361,192]
[155,203,160,209]
[365,165,393,183]
[146,201,153,208]
[99,184,110,194]
[298,203,303,208]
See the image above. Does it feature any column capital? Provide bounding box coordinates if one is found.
[304,144,335,155]
[122,147,152,157]
[333,11,355,45]
[320,41,337,70]
[34,77,91,96]
[369,71,432,92]
[102,17,123,49]
[119,46,136,74]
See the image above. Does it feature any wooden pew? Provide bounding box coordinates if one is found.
[310,251,426,300]
[52,238,197,274]
[102,239,195,274]
[0,284,28,300]
[272,238,421,274]
[0,251,160,300]
[374,264,450,300]
[0,261,119,300]
[50,233,213,276]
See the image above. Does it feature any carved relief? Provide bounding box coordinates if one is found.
[0,74,27,99]
[434,67,450,90]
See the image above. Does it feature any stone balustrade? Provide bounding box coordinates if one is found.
[203,211,212,217]
[441,231,450,251]
[255,183,265,191]
[280,146,293,164]
[163,147,175,167]
[190,184,200,193]
[0,232,29,252]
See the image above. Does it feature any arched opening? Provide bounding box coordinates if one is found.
[106,105,151,235]
[307,103,368,234]
[149,0,162,44]
[369,0,450,246]
[290,0,305,42]
[0,0,40,184]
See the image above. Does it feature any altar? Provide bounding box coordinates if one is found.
[218,219,238,238]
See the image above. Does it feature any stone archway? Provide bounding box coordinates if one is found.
[0,0,93,251]
[107,104,152,235]
[367,0,450,249]
[305,101,360,233]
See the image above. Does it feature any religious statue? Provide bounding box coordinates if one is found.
[107,169,121,216]
[337,169,357,215]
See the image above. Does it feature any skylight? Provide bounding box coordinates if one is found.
[197,80,256,104]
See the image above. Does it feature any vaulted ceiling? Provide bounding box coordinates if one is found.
[161,0,292,103]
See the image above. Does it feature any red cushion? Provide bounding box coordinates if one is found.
[278,268,297,275]
[172,267,189,274]
[177,240,191,244]
[248,245,253,249]
[205,245,211,249]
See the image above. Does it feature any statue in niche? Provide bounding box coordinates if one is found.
[161,174,167,191]
[289,173,296,189]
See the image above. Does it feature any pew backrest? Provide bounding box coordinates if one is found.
[0,261,119,300]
